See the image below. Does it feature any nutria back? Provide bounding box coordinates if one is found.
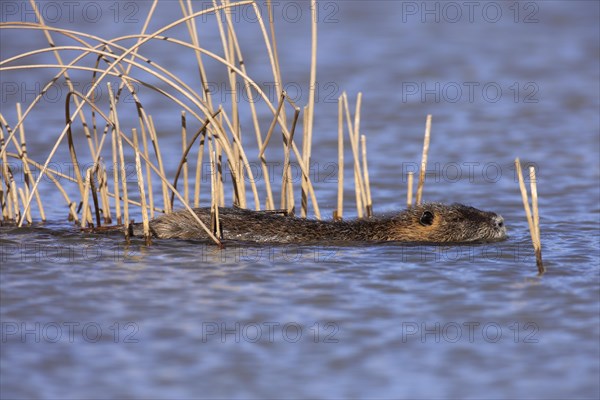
[136,203,506,244]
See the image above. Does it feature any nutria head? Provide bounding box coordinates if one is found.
[390,203,507,243]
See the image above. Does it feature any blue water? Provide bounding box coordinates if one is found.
[1,1,599,399]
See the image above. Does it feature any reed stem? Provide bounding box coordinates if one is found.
[416,114,432,205]
[515,158,545,275]
[335,96,344,221]
[16,103,45,221]
[133,128,151,245]
[80,168,92,228]
[181,111,189,205]
[361,135,373,217]
[407,171,414,207]
[529,166,544,274]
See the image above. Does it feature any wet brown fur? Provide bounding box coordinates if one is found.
[133,203,506,244]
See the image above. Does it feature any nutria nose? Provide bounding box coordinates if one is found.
[494,215,505,229]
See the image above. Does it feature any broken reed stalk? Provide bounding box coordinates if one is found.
[15,104,30,215]
[529,167,541,246]
[181,111,189,205]
[529,166,544,274]
[215,137,225,208]
[334,96,344,221]
[299,107,309,217]
[361,135,373,217]
[68,202,79,223]
[133,128,151,245]
[88,164,101,227]
[342,92,366,218]
[193,125,205,208]
[1,120,24,222]
[354,93,369,217]
[0,125,14,222]
[80,167,92,228]
[16,103,45,221]
[208,144,220,239]
[280,94,301,214]
[281,104,300,215]
[0,126,8,221]
[416,114,432,205]
[5,177,12,221]
[515,158,544,275]
[141,123,154,218]
[110,113,122,225]
[1,116,21,222]
[98,165,112,224]
[10,180,19,221]
[108,83,130,237]
[0,169,6,221]
[147,115,170,214]
[5,176,15,222]
[116,130,129,236]
[111,123,129,239]
[407,171,414,207]
[17,187,31,224]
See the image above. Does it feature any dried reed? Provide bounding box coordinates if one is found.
[334,96,344,221]
[407,171,414,207]
[515,158,544,275]
[416,114,432,205]
[133,128,151,245]
[0,0,373,246]
[361,135,373,217]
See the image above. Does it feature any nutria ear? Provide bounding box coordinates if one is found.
[419,211,434,226]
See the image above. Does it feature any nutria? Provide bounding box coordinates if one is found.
[130,203,506,244]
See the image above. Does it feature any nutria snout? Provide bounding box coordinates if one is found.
[133,203,507,244]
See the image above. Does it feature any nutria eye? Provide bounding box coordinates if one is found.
[420,211,434,226]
